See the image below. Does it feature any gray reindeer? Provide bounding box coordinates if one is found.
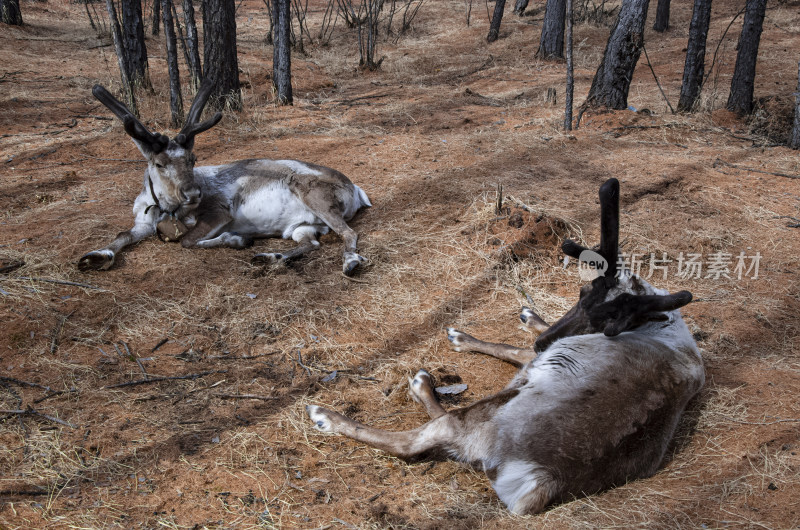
[79,83,371,275]
[307,178,704,514]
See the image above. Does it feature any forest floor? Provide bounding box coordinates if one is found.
[1,0,799,528]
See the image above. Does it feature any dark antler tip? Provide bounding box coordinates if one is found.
[675,290,693,305]
[599,178,620,199]
[91,85,106,98]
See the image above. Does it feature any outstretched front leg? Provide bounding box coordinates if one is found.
[78,195,157,271]
[446,307,549,366]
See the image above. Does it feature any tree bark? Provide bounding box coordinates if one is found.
[183,0,203,89]
[487,0,506,43]
[272,0,293,105]
[538,0,566,59]
[652,0,670,32]
[106,0,139,115]
[152,0,161,35]
[791,60,800,149]
[1,0,23,25]
[203,0,242,110]
[162,0,184,126]
[513,0,528,16]
[726,0,767,116]
[120,0,150,88]
[582,0,651,110]
[565,0,573,130]
[677,0,712,112]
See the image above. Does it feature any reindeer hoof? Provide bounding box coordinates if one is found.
[408,370,434,404]
[306,405,334,432]
[446,328,465,352]
[252,252,285,265]
[343,252,366,276]
[78,250,115,271]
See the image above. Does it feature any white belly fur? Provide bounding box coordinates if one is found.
[230,182,328,239]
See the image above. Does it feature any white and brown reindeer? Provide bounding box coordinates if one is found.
[307,178,704,514]
[78,82,371,275]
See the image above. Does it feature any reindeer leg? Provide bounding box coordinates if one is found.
[297,186,366,276]
[78,195,157,271]
[446,328,537,367]
[252,226,321,265]
[408,370,447,420]
[182,209,254,249]
[445,307,550,366]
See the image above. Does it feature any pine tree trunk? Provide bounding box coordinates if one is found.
[106,0,139,115]
[272,0,293,105]
[513,0,528,16]
[203,0,242,110]
[565,0,573,130]
[487,0,506,43]
[538,0,566,59]
[652,0,670,32]
[152,0,161,36]
[790,60,800,149]
[583,0,651,110]
[1,0,23,25]
[726,0,767,116]
[183,0,203,89]
[162,0,184,126]
[677,0,712,112]
[120,0,150,88]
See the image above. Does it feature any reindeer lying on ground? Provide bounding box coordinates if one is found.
[78,82,371,275]
[307,178,704,514]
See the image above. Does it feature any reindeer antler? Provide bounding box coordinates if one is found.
[562,178,620,282]
[175,79,223,148]
[92,85,169,153]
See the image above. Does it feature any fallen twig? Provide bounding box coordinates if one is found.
[151,337,169,352]
[713,159,799,179]
[0,406,77,428]
[103,370,227,389]
[0,261,24,274]
[212,393,278,401]
[4,276,105,291]
[49,310,75,354]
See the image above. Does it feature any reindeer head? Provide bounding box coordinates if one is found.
[92,83,222,216]
[533,178,692,352]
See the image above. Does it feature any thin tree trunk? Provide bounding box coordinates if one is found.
[582,0,651,110]
[538,0,566,59]
[726,0,767,115]
[652,0,670,31]
[162,0,184,126]
[183,0,203,89]
[565,0,573,130]
[121,0,150,88]
[790,60,800,149]
[677,0,712,112]
[152,0,161,35]
[487,0,506,43]
[106,0,139,115]
[272,0,293,104]
[1,0,23,25]
[203,0,242,110]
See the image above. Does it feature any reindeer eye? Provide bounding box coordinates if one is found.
[155,163,165,169]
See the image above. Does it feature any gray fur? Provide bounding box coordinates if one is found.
[79,86,371,275]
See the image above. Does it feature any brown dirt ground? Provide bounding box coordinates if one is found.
[1,0,799,528]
